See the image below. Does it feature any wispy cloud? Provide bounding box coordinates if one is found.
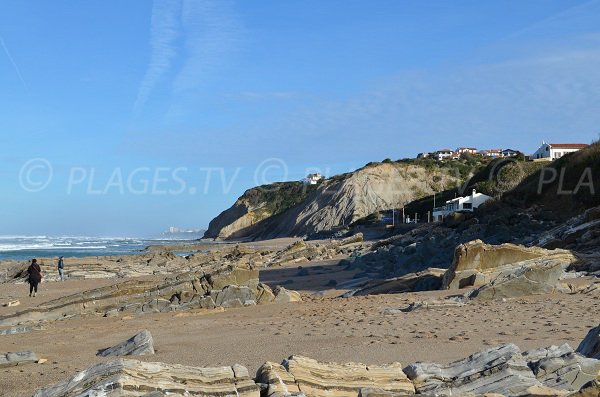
[227,91,296,101]
[0,37,28,92]
[173,0,241,93]
[133,0,182,118]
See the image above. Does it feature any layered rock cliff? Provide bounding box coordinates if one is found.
[205,162,463,240]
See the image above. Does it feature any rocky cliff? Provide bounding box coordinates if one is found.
[205,162,463,240]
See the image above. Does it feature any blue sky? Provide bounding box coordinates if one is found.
[1,0,599,236]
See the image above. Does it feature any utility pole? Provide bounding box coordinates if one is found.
[402,207,405,224]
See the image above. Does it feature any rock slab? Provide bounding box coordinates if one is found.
[33,359,259,397]
[256,355,415,397]
[524,343,600,391]
[403,344,541,396]
[97,330,155,357]
[0,351,38,368]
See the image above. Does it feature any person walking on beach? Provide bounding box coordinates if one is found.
[57,256,65,281]
[27,259,42,297]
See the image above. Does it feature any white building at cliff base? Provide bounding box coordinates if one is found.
[433,189,491,221]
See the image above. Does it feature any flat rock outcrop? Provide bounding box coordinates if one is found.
[33,359,259,397]
[0,351,38,368]
[97,330,155,357]
[404,344,542,396]
[256,355,415,397]
[578,323,600,359]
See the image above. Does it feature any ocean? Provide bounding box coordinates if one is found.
[0,235,199,261]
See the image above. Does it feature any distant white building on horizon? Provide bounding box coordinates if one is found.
[432,189,491,222]
[303,173,323,185]
[531,142,588,160]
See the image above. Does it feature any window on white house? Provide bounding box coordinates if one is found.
[463,203,473,209]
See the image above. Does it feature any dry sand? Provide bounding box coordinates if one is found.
[0,261,598,396]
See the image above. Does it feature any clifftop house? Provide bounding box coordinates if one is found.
[303,173,323,185]
[532,142,588,160]
[419,146,522,160]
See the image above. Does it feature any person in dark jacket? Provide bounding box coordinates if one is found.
[27,259,42,297]
[57,256,65,281]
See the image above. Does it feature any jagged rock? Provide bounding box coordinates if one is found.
[578,323,600,359]
[256,355,415,397]
[0,351,38,368]
[273,286,302,303]
[442,240,576,291]
[98,330,155,357]
[523,343,600,391]
[33,359,259,397]
[403,344,542,396]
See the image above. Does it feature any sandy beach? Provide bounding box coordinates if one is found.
[1,258,597,396]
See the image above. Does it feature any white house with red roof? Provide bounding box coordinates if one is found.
[532,142,588,160]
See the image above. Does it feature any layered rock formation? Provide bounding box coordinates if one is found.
[32,338,600,397]
[404,343,600,396]
[404,344,540,396]
[442,240,576,290]
[256,355,415,397]
[97,330,155,357]
[0,262,298,327]
[440,240,578,299]
[206,162,461,240]
[33,359,259,397]
[524,344,600,391]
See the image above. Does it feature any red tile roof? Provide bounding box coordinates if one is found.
[548,143,588,149]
